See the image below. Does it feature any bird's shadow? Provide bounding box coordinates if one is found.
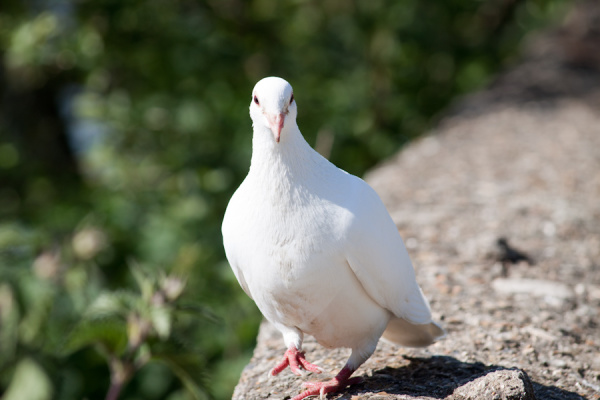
[335,355,586,400]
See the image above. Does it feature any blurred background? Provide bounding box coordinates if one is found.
[0,0,570,399]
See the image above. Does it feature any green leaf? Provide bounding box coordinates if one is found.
[130,263,155,302]
[3,358,53,400]
[0,284,19,366]
[86,290,141,319]
[18,276,56,344]
[61,316,128,356]
[153,354,209,400]
[173,301,219,323]
[151,306,171,339]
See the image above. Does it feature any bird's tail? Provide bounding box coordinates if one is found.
[381,317,446,347]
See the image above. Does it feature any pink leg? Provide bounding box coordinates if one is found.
[270,346,323,376]
[291,366,363,400]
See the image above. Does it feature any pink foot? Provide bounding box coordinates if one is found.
[291,367,362,400]
[270,346,323,376]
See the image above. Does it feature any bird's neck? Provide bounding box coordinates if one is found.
[249,123,332,193]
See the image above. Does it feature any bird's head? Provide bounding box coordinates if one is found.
[250,77,297,143]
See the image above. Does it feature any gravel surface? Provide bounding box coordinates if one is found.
[233,3,600,399]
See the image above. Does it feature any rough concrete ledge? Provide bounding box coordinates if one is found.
[233,2,600,399]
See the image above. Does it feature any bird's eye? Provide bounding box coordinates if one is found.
[290,93,294,105]
[253,95,260,105]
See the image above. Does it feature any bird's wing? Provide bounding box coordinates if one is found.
[222,188,253,300]
[227,257,253,300]
[343,176,433,325]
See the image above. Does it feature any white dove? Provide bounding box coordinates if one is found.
[222,77,445,400]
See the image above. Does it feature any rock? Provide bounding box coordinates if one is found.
[491,278,574,300]
[450,369,536,400]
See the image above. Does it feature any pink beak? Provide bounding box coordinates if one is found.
[266,113,285,143]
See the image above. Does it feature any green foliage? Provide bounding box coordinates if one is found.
[0,0,569,399]
[3,358,53,400]
[63,316,128,356]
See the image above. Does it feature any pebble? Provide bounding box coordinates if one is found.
[491,278,574,300]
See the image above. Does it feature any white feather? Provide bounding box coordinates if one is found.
[222,77,444,372]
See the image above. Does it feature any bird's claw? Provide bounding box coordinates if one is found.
[270,347,322,376]
[301,376,363,390]
[292,377,362,400]
[292,367,362,400]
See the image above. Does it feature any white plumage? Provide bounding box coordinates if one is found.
[222,77,444,400]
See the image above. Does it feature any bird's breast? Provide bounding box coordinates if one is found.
[231,192,350,307]
[223,177,391,349]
